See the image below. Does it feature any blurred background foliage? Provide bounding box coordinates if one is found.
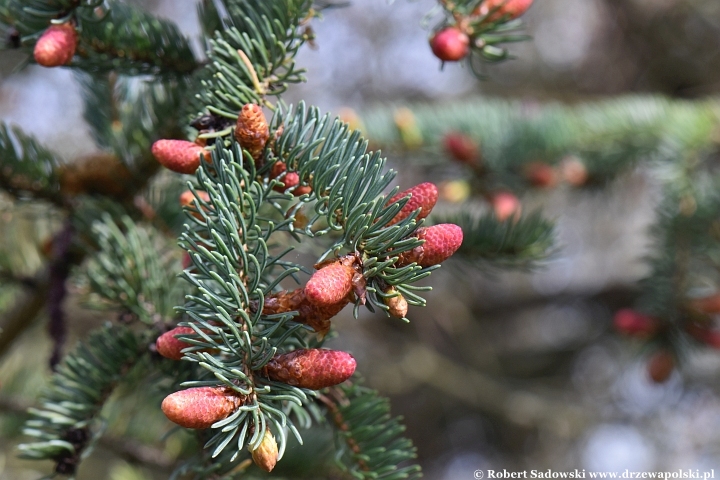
[2,0,720,478]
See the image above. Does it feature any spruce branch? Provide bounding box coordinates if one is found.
[360,96,715,189]
[443,209,556,270]
[85,214,181,324]
[74,1,197,76]
[77,72,188,164]
[18,323,143,477]
[0,123,64,206]
[186,0,313,120]
[321,382,421,480]
[166,101,449,468]
[2,0,197,75]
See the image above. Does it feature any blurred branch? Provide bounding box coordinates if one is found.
[0,267,50,360]
[0,394,176,472]
[398,345,591,436]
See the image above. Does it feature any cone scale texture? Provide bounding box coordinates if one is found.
[386,182,438,226]
[265,348,356,390]
[151,140,209,174]
[397,223,463,267]
[34,23,77,67]
[161,387,245,429]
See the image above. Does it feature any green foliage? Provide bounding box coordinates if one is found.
[177,143,313,464]
[18,324,142,472]
[78,73,188,164]
[444,210,556,270]
[75,1,197,76]
[270,103,433,310]
[187,0,313,120]
[0,0,98,39]
[172,99,441,465]
[85,214,181,324]
[0,123,63,205]
[330,382,421,480]
[361,97,720,189]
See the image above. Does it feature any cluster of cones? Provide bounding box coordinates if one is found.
[153,104,464,471]
[613,294,720,383]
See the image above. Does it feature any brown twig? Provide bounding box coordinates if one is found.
[317,391,369,472]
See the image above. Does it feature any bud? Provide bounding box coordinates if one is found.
[444,132,479,165]
[270,160,287,179]
[394,108,423,149]
[559,156,588,187]
[34,23,77,67]
[161,387,244,429]
[397,223,463,267]
[383,288,408,318]
[235,103,270,163]
[438,180,471,204]
[689,293,720,314]
[613,309,658,337]
[156,326,196,360]
[476,0,535,22]
[180,190,211,219]
[182,251,193,269]
[251,428,278,473]
[305,262,355,307]
[151,139,210,175]
[338,107,366,134]
[490,191,521,222]
[386,182,439,226]
[430,27,470,62]
[293,185,313,196]
[274,171,300,193]
[647,350,674,384]
[524,162,557,188]
[264,348,356,390]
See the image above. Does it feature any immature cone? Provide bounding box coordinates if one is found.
[264,348,356,390]
[156,327,196,360]
[179,190,211,219]
[476,0,535,22]
[444,132,479,165]
[647,350,674,384]
[262,287,350,337]
[34,23,77,67]
[686,323,720,349]
[430,27,470,62]
[383,288,408,318]
[490,191,521,222]
[613,309,658,337]
[152,139,209,174]
[524,162,557,188]
[397,223,463,267]
[386,182,438,226]
[305,262,356,307]
[689,293,720,314]
[235,103,270,163]
[161,387,244,429]
[251,428,278,473]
